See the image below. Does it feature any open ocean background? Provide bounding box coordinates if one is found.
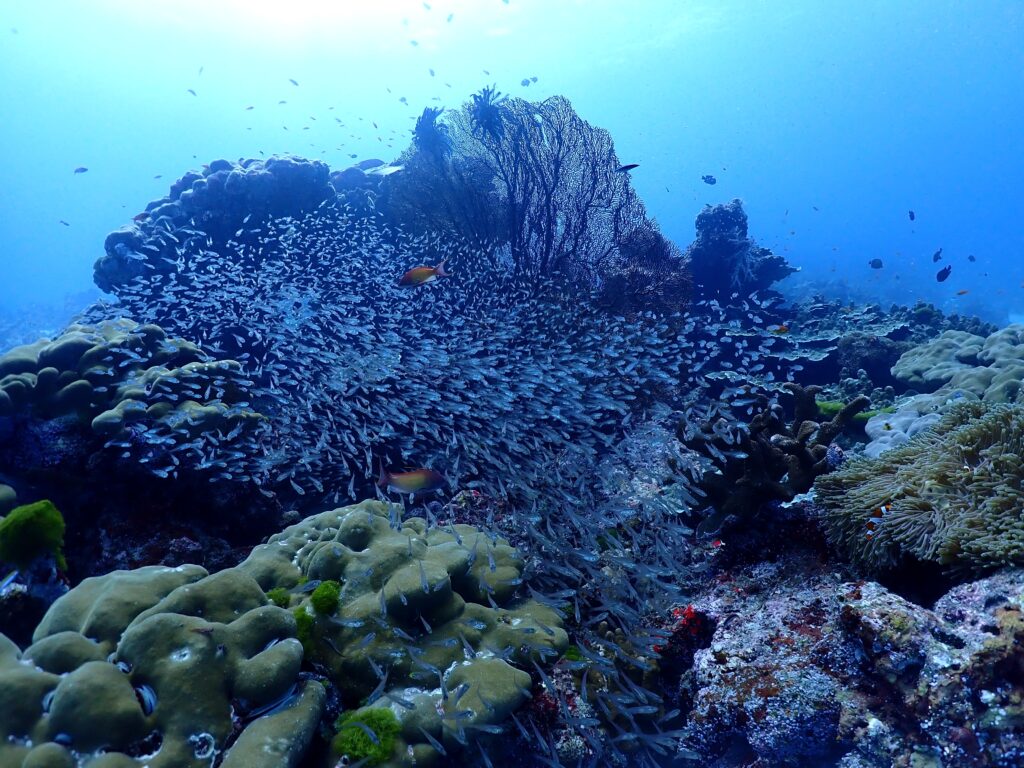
[1,0,1022,332]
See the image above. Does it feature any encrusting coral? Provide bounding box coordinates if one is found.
[238,499,568,767]
[816,401,1024,572]
[0,563,321,768]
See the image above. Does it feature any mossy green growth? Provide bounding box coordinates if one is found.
[563,644,585,662]
[332,708,400,766]
[0,499,66,571]
[266,587,290,608]
[310,580,341,614]
[817,400,894,426]
[293,606,315,654]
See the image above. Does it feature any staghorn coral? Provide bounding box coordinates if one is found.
[238,499,567,766]
[0,564,321,768]
[816,402,1024,572]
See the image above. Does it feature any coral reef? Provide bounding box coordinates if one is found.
[94,156,334,292]
[0,318,264,484]
[387,91,687,308]
[680,383,869,533]
[816,402,1024,572]
[239,499,567,765]
[684,199,796,301]
[84,173,692,512]
[0,563,320,768]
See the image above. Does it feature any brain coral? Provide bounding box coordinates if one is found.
[238,499,568,766]
[815,402,1024,572]
[0,564,321,768]
[0,318,264,482]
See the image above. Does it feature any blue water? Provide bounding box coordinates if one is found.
[1,0,1022,325]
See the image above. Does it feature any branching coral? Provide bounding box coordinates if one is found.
[816,402,1024,572]
[679,383,869,533]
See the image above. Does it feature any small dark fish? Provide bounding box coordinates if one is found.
[702,174,717,185]
[936,265,952,282]
[520,78,530,87]
[429,68,435,76]
[968,254,976,262]
[956,289,970,296]
[932,248,943,262]
[198,66,204,76]
[616,164,639,173]
[868,258,884,269]
[245,105,254,110]
[447,13,454,21]
[73,166,88,174]
[410,39,419,46]
[530,76,538,83]
[908,210,915,221]
[278,100,287,104]
[59,220,70,227]
[187,89,197,96]
[153,174,162,179]
[289,78,299,86]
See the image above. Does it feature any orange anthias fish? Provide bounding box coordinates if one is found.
[377,463,446,494]
[768,324,790,335]
[398,260,449,287]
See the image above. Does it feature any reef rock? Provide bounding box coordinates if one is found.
[685,199,796,301]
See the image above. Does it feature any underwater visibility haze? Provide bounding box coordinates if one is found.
[1,2,1024,767]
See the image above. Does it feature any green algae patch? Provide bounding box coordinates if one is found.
[332,708,400,766]
[310,579,341,614]
[0,499,66,571]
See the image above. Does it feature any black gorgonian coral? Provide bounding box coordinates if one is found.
[469,84,508,141]
[412,106,452,160]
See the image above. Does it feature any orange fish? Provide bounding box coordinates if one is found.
[865,503,892,539]
[377,463,446,494]
[398,260,449,287]
[768,324,790,335]
[956,289,969,296]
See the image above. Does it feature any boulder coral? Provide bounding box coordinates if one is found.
[816,402,1024,572]
[0,564,320,768]
[0,318,264,484]
[238,499,568,766]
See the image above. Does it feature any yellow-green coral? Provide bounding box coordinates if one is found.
[0,319,263,477]
[816,402,1024,571]
[239,500,567,766]
[2,564,322,768]
[0,499,66,571]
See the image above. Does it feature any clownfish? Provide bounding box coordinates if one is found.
[377,463,446,494]
[865,503,892,539]
[398,260,449,288]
